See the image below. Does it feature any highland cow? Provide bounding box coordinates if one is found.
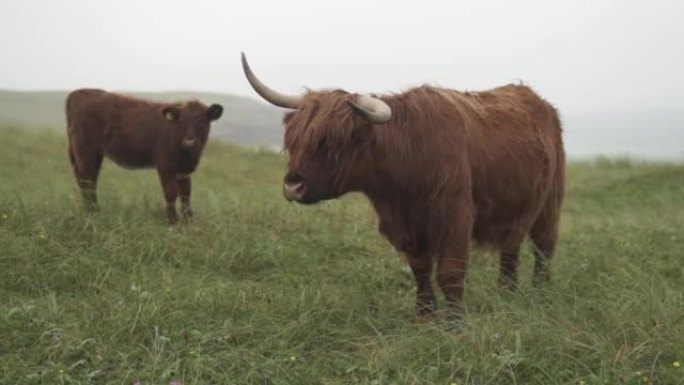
[241,53,565,324]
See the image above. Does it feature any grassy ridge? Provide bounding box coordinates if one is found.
[0,129,683,385]
[0,89,284,147]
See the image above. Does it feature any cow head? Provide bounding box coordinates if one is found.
[241,52,392,204]
[162,102,223,151]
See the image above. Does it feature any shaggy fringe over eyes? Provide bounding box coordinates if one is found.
[283,90,360,164]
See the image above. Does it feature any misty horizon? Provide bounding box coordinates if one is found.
[1,0,683,159]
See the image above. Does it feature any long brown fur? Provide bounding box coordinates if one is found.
[65,89,223,223]
[282,83,564,323]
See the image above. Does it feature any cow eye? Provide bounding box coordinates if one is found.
[317,137,327,150]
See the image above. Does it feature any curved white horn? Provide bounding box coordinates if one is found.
[347,95,392,124]
[241,52,301,109]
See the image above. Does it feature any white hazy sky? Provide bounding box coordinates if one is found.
[1,0,683,117]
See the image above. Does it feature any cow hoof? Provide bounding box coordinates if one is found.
[442,318,463,331]
[440,302,464,330]
[167,215,179,225]
[532,274,551,289]
[83,202,99,213]
[441,311,464,330]
[416,301,437,317]
[497,278,519,292]
[181,208,194,220]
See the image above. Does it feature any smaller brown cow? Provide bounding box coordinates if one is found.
[66,89,223,223]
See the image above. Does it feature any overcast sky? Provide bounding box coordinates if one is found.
[1,0,683,117]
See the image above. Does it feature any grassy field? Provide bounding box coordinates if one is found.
[1,129,683,385]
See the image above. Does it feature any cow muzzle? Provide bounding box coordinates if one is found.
[181,138,198,149]
[283,181,306,201]
[283,171,307,201]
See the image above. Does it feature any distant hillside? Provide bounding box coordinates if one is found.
[1,89,683,160]
[0,89,286,149]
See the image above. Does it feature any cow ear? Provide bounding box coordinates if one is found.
[282,111,295,125]
[207,104,223,121]
[162,107,181,122]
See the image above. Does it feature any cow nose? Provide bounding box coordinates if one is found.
[283,172,306,201]
[182,138,197,148]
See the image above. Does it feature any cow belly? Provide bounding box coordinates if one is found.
[472,191,547,247]
[105,150,155,169]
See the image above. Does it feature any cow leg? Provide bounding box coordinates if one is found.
[498,247,521,291]
[177,174,193,220]
[436,215,473,326]
[407,255,436,316]
[69,143,103,212]
[157,169,179,224]
[529,201,562,287]
[529,224,558,288]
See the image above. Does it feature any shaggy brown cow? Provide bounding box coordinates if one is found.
[66,89,223,224]
[241,53,565,324]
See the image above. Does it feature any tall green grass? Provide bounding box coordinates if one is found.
[1,129,683,384]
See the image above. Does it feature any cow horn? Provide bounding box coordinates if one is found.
[347,95,392,124]
[241,52,301,109]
